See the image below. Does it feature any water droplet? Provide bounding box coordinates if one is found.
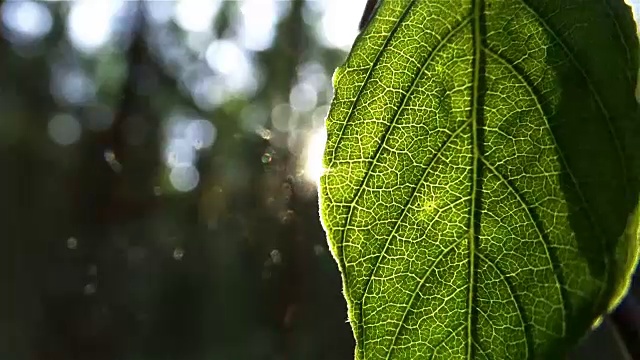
[66,237,78,250]
[261,152,272,164]
[185,119,216,149]
[169,165,200,192]
[289,82,318,112]
[270,249,282,265]
[164,139,196,167]
[282,182,292,200]
[48,113,81,146]
[104,149,122,172]
[279,210,295,224]
[84,283,96,295]
[266,197,275,207]
[258,128,272,140]
[271,103,294,132]
[173,247,184,261]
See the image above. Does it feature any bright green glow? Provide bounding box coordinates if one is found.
[318,1,640,359]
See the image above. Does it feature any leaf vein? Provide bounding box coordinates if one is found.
[477,252,530,356]
[329,0,418,167]
[480,156,565,337]
[518,0,628,192]
[340,13,473,292]
[429,323,467,360]
[385,238,464,360]
[360,119,471,306]
[483,44,610,323]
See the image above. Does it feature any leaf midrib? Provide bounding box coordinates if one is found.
[466,1,483,358]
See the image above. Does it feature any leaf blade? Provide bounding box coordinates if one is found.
[319,0,640,359]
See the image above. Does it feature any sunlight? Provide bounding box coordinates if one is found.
[1,0,52,43]
[174,0,220,33]
[237,0,278,51]
[317,0,367,50]
[303,127,327,185]
[628,0,640,28]
[67,0,123,53]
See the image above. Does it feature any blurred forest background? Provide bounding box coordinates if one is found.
[0,1,637,360]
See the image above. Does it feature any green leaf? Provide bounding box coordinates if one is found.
[318,0,640,359]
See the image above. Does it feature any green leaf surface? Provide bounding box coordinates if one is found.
[318,0,640,359]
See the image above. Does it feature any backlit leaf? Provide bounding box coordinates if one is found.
[318,0,640,359]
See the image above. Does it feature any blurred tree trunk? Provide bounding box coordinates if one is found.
[0,5,68,358]
[49,2,160,359]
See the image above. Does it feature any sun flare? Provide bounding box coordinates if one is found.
[303,127,327,185]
